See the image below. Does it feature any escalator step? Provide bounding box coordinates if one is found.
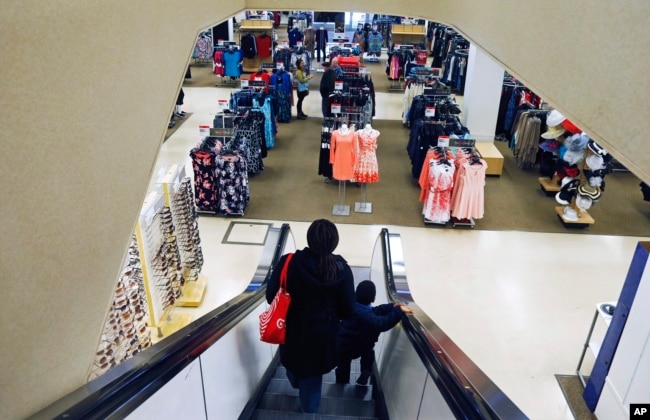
[259,393,376,417]
[266,378,299,396]
[265,379,373,402]
[252,408,379,419]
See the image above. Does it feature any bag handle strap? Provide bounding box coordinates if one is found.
[279,253,294,289]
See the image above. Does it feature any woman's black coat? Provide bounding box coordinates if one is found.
[266,248,356,379]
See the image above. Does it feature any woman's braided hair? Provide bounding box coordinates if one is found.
[306,219,339,282]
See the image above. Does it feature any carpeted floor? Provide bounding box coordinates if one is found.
[555,374,596,420]
[237,116,650,236]
[182,57,650,236]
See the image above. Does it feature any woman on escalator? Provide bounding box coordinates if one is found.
[266,219,356,414]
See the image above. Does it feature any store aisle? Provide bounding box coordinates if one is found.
[156,87,648,419]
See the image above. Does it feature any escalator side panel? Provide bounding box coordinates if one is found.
[202,304,276,419]
[127,360,206,420]
[378,326,456,419]
[421,374,456,420]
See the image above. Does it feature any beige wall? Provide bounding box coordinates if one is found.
[0,1,647,418]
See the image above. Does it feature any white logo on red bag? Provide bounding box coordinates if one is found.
[276,318,285,328]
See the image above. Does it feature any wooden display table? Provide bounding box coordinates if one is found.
[475,142,504,176]
[176,275,207,307]
[539,176,561,196]
[555,206,595,228]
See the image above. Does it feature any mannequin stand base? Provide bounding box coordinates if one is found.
[451,217,475,228]
[176,275,207,307]
[332,204,350,216]
[354,202,372,213]
[539,177,561,196]
[555,206,594,229]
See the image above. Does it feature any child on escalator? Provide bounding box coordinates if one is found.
[335,280,413,385]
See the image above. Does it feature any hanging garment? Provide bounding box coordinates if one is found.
[270,70,293,123]
[193,35,212,59]
[419,156,455,224]
[288,28,304,47]
[354,129,380,183]
[231,111,266,174]
[215,151,249,215]
[189,144,218,211]
[315,28,328,62]
[255,34,273,58]
[223,48,243,78]
[367,32,383,56]
[303,27,316,52]
[241,33,257,59]
[330,129,358,181]
[213,50,224,76]
[451,159,487,220]
[319,120,335,179]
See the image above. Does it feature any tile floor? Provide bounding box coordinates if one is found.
[154,83,648,419]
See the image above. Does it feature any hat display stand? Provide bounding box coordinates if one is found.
[540,173,562,196]
[555,198,595,228]
[554,143,601,229]
[539,134,566,196]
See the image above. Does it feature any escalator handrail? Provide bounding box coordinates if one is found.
[379,228,526,419]
[31,223,292,420]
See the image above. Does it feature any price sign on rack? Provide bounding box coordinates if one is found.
[425,106,436,117]
[449,138,476,148]
[276,61,284,70]
[217,39,224,45]
[437,135,450,148]
[331,103,341,114]
[297,41,303,47]
[217,99,229,111]
[240,79,249,88]
[359,66,367,74]
[335,81,344,91]
[199,125,210,137]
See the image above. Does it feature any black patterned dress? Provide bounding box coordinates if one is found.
[189,147,218,211]
[232,111,266,175]
[215,151,249,215]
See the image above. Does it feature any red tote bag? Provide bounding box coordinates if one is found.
[259,253,293,344]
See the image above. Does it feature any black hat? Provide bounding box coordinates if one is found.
[356,280,376,305]
[321,61,331,67]
[587,139,608,157]
[555,178,580,205]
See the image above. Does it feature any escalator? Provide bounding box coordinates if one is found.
[32,224,526,420]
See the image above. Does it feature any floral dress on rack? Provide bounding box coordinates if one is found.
[215,151,249,215]
[354,129,380,183]
[418,148,456,224]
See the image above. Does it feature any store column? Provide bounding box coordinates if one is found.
[461,44,504,142]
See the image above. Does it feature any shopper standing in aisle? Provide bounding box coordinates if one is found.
[295,59,312,119]
[331,57,343,77]
[265,219,356,414]
[319,62,336,118]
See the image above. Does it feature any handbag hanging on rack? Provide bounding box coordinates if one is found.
[259,253,293,344]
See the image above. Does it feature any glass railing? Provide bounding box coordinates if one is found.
[371,228,526,419]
